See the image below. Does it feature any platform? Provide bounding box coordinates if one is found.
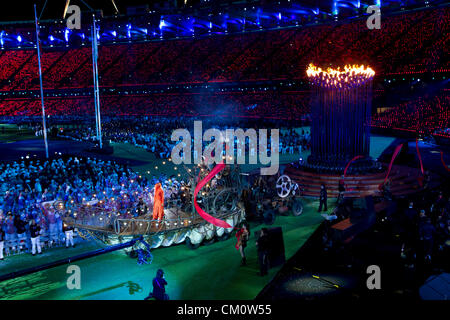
[284,164,425,198]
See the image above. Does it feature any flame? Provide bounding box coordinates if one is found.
[306,63,375,88]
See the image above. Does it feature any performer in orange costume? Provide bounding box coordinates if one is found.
[153,183,165,221]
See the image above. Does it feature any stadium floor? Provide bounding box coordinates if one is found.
[1,129,435,300]
[0,198,325,300]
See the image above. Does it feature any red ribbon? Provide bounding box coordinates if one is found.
[193,162,232,228]
[380,144,403,189]
[441,151,450,172]
[415,138,424,174]
[343,155,364,177]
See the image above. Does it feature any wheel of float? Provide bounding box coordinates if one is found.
[276,175,292,198]
[292,198,304,216]
[212,188,237,215]
[185,236,201,249]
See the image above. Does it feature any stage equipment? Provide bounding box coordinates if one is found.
[91,14,103,149]
[34,5,49,159]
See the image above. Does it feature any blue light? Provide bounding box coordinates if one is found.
[159,18,166,30]
[112,31,117,37]
[127,24,131,38]
[278,12,282,20]
[49,35,54,41]
[333,1,338,15]
[0,31,4,46]
[64,28,70,42]
[17,35,22,42]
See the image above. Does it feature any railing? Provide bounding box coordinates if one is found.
[114,216,195,235]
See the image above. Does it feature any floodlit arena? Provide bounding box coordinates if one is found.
[0,0,449,309]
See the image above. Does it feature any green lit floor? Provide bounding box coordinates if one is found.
[0,198,326,300]
[0,128,395,300]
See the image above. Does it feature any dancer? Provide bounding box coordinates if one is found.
[152,183,165,221]
[235,223,250,266]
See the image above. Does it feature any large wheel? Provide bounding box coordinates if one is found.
[292,198,304,216]
[276,175,292,198]
[212,188,237,215]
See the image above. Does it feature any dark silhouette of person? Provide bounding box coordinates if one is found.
[144,269,168,300]
[318,184,328,212]
[256,228,270,276]
[337,179,345,204]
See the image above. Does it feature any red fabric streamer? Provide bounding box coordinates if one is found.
[235,228,244,250]
[194,162,232,228]
[441,151,450,172]
[381,144,403,188]
[415,138,424,174]
[343,155,364,177]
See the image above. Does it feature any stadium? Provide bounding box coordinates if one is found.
[0,0,448,305]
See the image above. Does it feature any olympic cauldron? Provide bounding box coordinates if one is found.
[305,64,376,173]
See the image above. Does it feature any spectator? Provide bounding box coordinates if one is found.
[29,219,42,256]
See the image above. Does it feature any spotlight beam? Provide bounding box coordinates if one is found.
[63,0,70,19]
[111,0,119,14]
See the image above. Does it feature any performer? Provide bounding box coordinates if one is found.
[144,269,169,300]
[318,184,328,212]
[63,222,75,248]
[152,183,165,221]
[235,223,250,266]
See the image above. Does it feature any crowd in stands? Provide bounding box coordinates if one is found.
[372,92,450,136]
[59,116,311,159]
[0,92,312,120]
[0,8,447,91]
[0,155,185,258]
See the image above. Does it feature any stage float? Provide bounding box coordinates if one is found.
[55,164,246,254]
